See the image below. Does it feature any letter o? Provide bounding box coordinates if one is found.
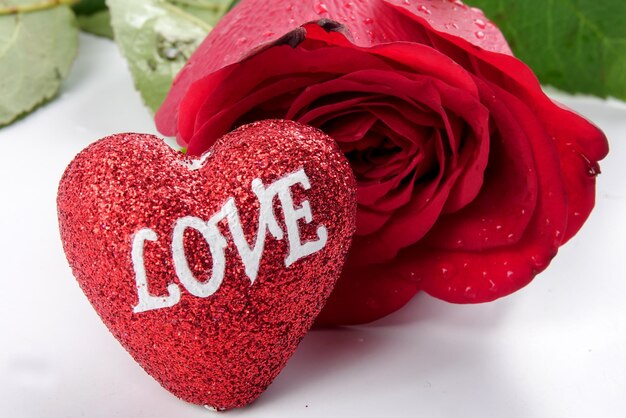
[171,216,227,298]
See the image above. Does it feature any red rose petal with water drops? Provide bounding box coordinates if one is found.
[156,0,509,138]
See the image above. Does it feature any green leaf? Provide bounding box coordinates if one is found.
[0,1,79,127]
[107,0,237,113]
[72,0,107,16]
[171,0,237,26]
[227,0,239,12]
[77,9,113,38]
[467,0,626,100]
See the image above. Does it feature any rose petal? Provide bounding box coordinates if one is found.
[156,0,503,136]
[189,73,319,144]
[349,154,451,264]
[185,45,385,153]
[434,84,490,213]
[557,142,603,242]
[383,0,512,55]
[417,85,568,302]
[155,0,441,134]
[355,205,394,235]
[315,256,421,326]
[370,3,608,249]
[357,150,421,208]
[424,78,538,250]
[428,38,608,242]
[298,101,378,138]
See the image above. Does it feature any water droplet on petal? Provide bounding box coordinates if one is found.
[587,161,601,177]
[531,255,549,270]
[452,0,467,9]
[408,271,421,284]
[366,297,381,310]
[236,37,248,45]
[440,264,456,279]
[418,5,431,14]
[475,31,485,39]
[506,271,514,279]
[363,17,374,24]
[314,1,329,14]
[474,18,487,29]
[403,0,411,5]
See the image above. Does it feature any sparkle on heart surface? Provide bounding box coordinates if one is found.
[57,120,356,410]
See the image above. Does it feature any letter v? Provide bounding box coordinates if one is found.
[221,178,283,283]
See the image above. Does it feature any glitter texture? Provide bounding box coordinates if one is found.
[57,120,356,410]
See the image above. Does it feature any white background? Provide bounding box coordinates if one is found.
[1,34,625,417]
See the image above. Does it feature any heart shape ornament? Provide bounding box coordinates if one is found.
[57,120,356,410]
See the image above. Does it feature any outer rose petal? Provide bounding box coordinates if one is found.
[155,0,509,136]
[424,78,539,251]
[382,0,511,54]
[316,257,421,326]
[415,83,569,301]
[384,2,609,241]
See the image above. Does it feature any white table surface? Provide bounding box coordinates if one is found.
[1,34,625,418]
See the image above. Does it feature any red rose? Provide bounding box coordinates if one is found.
[155,0,608,325]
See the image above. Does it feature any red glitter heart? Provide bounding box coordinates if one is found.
[57,120,356,410]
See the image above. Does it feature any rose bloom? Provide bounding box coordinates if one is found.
[156,0,608,325]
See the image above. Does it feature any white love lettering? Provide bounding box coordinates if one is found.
[131,168,327,313]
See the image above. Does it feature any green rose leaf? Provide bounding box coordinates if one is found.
[72,0,107,16]
[172,0,237,26]
[0,0,79,127]
[467,0,626,100]
[107,0,236,113]
[77,9,113,38]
